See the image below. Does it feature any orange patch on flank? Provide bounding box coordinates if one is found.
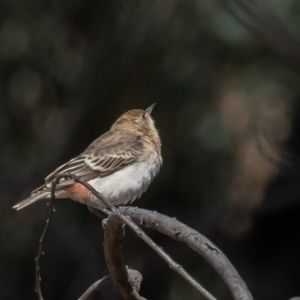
[65,183,90,201]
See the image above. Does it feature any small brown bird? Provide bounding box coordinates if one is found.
[13,104,162,210]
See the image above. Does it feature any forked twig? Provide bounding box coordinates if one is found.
[36,172,252,300]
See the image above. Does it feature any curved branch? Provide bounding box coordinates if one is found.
[56,174,252,300]
[118,207,253,300]
[103,214,144,300]
[78,275,113,300]
[78,269,144,300]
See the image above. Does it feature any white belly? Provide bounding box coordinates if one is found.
[87,158,160,207]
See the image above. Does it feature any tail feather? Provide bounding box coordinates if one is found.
[13,192,50,210]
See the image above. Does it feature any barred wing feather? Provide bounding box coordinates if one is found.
[33,133,143,194]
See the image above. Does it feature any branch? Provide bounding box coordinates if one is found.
[39,173,252,300]
[35,173,216,300]
[64,173,217,300]
[118,207,253,300]
[103,214,145,300]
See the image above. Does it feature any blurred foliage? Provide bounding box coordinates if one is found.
[1,0,300,299]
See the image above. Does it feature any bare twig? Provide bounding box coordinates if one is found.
[118,207,254,300]
[103,214,144,300]
[35,175,62,299]
[35,173,76,300]
[63,173,217,300]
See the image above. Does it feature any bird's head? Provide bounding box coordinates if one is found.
[111,104,158,136]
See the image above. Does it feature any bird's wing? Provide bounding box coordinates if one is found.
[32,131,143,194]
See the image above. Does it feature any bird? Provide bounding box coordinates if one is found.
[13,104,162,211]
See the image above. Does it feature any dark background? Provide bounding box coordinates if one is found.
[1,0,300,299]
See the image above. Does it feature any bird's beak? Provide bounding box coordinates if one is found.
[145,103,156,115]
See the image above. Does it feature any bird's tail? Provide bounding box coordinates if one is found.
[13,192,50,210]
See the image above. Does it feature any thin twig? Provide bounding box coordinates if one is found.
[35,174,71,300]
[63,173,217,300]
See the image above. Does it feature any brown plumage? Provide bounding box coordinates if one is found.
[13,104,162,210]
